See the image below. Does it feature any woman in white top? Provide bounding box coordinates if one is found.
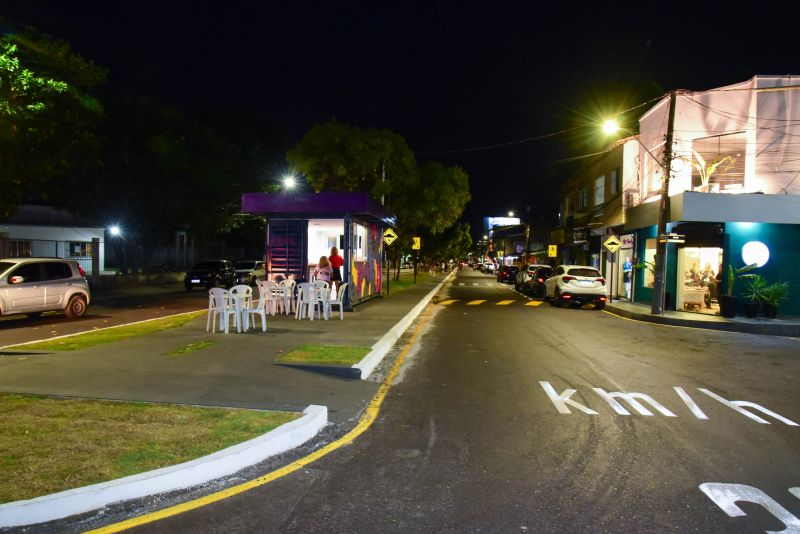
[314,256,333,282]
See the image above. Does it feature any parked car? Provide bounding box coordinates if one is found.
[515,264,552,296]
[514,263,552,293]
[184,260,236,291]
[544,265,608,309]
[482,261,496,273]
[234,260,266,286]
[496,265,518,283]
[528,266,554,297]
[0,257,91,319]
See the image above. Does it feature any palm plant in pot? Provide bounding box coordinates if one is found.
[762,281,790,319]
[719,263,758,318]
[741,274,768,318]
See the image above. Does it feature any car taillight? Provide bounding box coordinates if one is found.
[562,275,575,282]
[599,296,607,301]
[562,294,572,299]
[537,278,544,283]
[596,277,605,285]
[78,265,86,277]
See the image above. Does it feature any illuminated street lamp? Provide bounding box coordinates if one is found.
[508,210,514,217]
[282,175,297,189]
[109,225,121,237]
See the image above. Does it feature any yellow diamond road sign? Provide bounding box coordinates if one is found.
[383,228,398,246]
[603,235,622,254]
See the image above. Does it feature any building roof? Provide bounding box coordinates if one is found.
[2,205,101,229]
[241,192,395,225]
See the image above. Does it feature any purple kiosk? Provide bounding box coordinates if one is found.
[241,192,395,308]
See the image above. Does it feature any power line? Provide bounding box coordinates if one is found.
[414,94,667,156]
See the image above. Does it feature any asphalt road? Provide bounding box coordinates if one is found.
[94,270,800,532]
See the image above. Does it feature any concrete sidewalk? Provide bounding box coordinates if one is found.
[0,273,450,424]
[606,299,800,338]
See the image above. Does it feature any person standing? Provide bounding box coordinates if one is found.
[623,256,633,300]
[329,246,343,293]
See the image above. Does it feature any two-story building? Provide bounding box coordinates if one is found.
[552,137,639,298]
[625,75,800,316]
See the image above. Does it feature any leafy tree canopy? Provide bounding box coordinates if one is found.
[0,21,107,218]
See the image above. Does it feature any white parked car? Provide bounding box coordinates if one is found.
[544,265,607,310]
[0,258,91,319]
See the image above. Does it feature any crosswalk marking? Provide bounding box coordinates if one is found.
[466,300,487,305]
[439,299,459,305]
[458,282,465,286]
[525,300,544,307]
[496,300,515,306]
[472,282,479,286]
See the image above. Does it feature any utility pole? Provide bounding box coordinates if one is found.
[651,90,677,315]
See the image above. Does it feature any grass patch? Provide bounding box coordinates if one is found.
[0,393,299,503]
[166,339,216,357]
[20,310,206,351]
[384,271,435,296]
[277,344,370,366]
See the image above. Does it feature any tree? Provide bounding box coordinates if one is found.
[86,94,256,270]
[286,121,417,200]
[0,23,106,218]
[287,122,471,279]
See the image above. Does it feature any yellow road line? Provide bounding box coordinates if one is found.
[525,301,544,307]
[466,300,486,306]
[87,308,435,533]
[438,299,459,306]
[496,300,516,306]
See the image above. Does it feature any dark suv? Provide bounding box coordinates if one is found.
[184,260,236,291]
[496,265,518,284]
[0,258,91,318]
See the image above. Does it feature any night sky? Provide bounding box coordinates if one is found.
[5,1,799,236]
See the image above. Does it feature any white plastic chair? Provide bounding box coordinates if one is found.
[256,280,280,315]
[295,282,317,320]
[243,286,269,332]
[312,280,330,320]
[207,288,240,333]
[279,279,296,315]
[230,284,253,330]
[327,282,348,320]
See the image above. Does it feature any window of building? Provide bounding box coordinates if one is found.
[353,223,367,261]
[691,132,746,192]
[69,242,92,258]
[577,188,588,210]
[9,240,32,257]
[594,176,605,208]
[611,168,620,194]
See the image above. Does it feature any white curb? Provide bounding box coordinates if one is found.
[0,404,327,528]
[354,270,457,379]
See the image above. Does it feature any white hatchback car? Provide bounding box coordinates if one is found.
[544,265,607,309]
[0,257,91,318]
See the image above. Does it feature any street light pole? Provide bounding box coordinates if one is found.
[651,90,677,315]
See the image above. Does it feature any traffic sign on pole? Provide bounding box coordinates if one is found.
[383,228,398,246]
[603,235,622,254]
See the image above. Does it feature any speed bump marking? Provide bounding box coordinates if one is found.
[525,301,544,307]
[496,300,516,306]
[438,299,459,306]
[466,300,486,306]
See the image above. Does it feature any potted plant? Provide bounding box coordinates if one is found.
[741,274,768,318]
[719,263,758,318]
[762,281,790,319]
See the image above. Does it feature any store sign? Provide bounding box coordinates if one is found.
[548,244,558,257]
[573,227,587,244]
[620,234,634,248]
[411,236,421,250]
